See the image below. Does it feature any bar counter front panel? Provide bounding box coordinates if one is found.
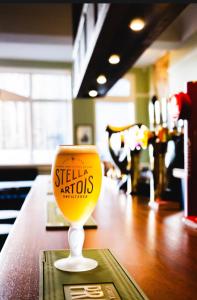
[0,175,197,300]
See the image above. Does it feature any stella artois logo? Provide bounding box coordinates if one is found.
[55,156,94,198]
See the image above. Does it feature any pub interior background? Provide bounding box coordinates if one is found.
[0,3,196,251]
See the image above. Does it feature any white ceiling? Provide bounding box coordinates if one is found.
[0,4,196,65]
[134,4,197,67]
[0,4,73,63]
[0,35,72,62]
[134,49,167,67]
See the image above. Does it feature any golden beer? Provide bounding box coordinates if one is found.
[52,145,102,224]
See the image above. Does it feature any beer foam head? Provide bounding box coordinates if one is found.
[57,145,98,154]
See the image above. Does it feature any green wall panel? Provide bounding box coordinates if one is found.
[130,67,151,163]
[131,68,150,94]
[73,99,95,144]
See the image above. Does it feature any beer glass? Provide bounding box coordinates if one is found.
[51,145,102,272]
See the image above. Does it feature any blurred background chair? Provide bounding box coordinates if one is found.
[0,167,38,251]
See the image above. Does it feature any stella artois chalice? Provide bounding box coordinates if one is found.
[51,145,102,272]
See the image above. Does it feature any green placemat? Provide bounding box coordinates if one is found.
[46,200,97,230]
[39,249,148,300]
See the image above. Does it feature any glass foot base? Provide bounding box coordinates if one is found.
[54,256,98,272]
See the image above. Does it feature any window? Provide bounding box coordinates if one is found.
[0,73,30,97]
[0,101,29,149]
[107,78,131,97]
[0,71,72,164]
[32,74,70,100]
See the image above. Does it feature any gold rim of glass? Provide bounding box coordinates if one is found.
[56,145,98,153]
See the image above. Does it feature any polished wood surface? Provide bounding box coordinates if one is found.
[0,175,197,300]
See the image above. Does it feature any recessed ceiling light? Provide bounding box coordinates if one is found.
[89,90,98,98]
[108,54,120,65]
[129,18,145,31]
[97,75,107,84]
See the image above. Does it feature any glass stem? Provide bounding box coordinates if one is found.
[68,225,84,258]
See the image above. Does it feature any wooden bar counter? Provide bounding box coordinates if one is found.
[0,175,197,300]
